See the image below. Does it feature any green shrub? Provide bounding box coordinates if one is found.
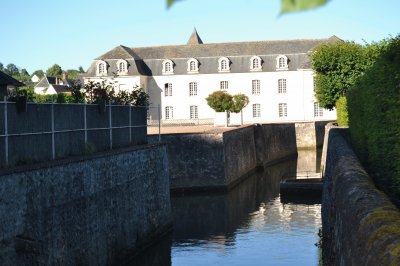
[206,91,233,112]
[335,96,348,126]
[347,35,400,205]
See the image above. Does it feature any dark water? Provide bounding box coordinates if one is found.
[132,149,322,266]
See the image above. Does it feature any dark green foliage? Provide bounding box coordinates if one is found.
[46,64,63,77]
[206,91,233,112]
[32,69,44,78]
[335,96,348,126]
[206,91,249,113]
[312,42,369,110]
[347,35,400,205]
[231,93,250,113]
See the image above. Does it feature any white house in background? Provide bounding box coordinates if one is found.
[83,29,339,123]
[34,73,73,95]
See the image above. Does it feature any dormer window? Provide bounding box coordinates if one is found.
[187,58,199,73]
[218,57,230,72]
[97,60,107,76]
[250,56,262,71]
[162,59,174,74]
[276,55,289,70]
[117,59,128,75]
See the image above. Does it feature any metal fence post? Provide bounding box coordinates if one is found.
[109,103,112,149]
[51,101,55,160]
[158,104,161,142]
[129,105,132,144]
[84,103,87,144]
[4,97,8,166]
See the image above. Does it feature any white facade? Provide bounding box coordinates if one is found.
[83,33,339,124]
[148,70,336,123]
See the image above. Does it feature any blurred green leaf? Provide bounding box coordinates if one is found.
[281,0,328,14]
[167,0,174,8]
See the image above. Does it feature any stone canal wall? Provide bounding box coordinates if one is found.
[158,121,327,191]
[322,127,400,265]
[0,144,172,266]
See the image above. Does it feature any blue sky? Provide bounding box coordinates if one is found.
[1,0,399,74]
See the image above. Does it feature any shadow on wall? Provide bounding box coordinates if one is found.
[146,76,162,120]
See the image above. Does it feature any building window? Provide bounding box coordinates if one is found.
[276,55,288,70]
[220,81,228,90]
[116,59,128,75]
[250,56,262,71]
[279,103,287,118]
[164,83,172,97]
[187,58,199,73]
[190,105,198,119]
[218,57,230,72]
[189,82,197,96]
[252,104,261,118]
[278,79,287,94]
[314,102,324,117]
[252,80,260,95]
[162,59,174,74]
[165,106,173,120]
[97,61,107,75]
[313,76,316,91]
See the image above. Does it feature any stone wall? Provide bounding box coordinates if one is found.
[0,144,172,266]
[322,127,400,265]
[254,123,297,168]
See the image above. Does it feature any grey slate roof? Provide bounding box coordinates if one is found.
[187,28,203,45]
[85,34,342,77]
[35,76,73,88]
[51,84,71,94]
[0,71,25,86]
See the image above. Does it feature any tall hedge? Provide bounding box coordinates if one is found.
[347,36,400,204]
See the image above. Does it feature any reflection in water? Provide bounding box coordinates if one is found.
[131,152,322,266]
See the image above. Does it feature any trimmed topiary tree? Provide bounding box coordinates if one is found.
[206,90,233,112]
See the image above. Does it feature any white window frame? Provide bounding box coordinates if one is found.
[252,79,260,95]
[189,82,197,96]
[96,60,107,76]
[164,83,172,97]
[314,102,324,117]
[220,81,228,90]
[190,105,198,119]
[278,103,287,118]
[218,57,230,72]
[165,106,173,120]
[187,58,199,73]
[162,59,174,74]
[116,59,128,75]
[276,55,288,70]
[250,56,262,71]
[278,79,287,94]
[252,104,261,118]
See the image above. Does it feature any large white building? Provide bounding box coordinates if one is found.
[83,30,338,124]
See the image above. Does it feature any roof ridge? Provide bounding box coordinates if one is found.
[130,36,333,50]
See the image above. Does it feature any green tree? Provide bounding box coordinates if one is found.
[5,63,19,76]
[231,93,249,113]
[78,66,85,73]
[32,69,44,78]
[17,68,31,82]
[46,64,63,77]
[206,91,233,112]
[312,42,368,110]
[66,69,79,80]
[0,62,3,71]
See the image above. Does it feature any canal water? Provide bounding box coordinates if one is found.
[133,149,322,266]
